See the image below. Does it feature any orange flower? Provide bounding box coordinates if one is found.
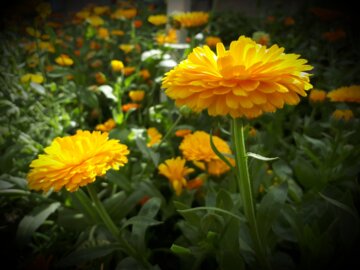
[133,20,143,28]
[156,28,177,45]
[129,90,145,102]
[98,27,109,39]
[90,59,103,68]
[173,11,209,28]
[112,8,137,19]
[252,31,270,46]
[322,29,346,42]
[205,36,221,47]
[186,177,204,190]
[147,127,162,147]
[162,36,313,119]
[95,118,116,132]
[139,69,151,80]
[95,72,106,84]
[175,129,192,137]
[284,16,295,26]
[123,66,136,76]
[332,109,354,121]
[309,89,327,102]
[90,41,101,50]
[122,103,139,112]
[327,85,360,103]
[111,30,125,36]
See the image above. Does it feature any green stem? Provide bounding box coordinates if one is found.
[86,185,151,268]
[231,118,270,269]
[156,114,182,149]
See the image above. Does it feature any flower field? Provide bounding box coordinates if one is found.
[1,1,359,269]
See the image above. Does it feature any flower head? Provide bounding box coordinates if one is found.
[172,11,209,28]
[119,44,134,53]
[156,28,177,45]
[309,89,327,102]
[205,36,222,47]
[332,109,354,121]
[95,118,116,132]
[179,131,233,176]
[111,59,124,72]
[148,14,167,26]
[122,103,140,112]
[86,15,104,26]
[112,8,137,19]
[27,130,129,192]
[129,90,145,102]
[162,36,313,119]
[55,54,74,66]
[158,157,194,195]
[327,85,360,103]
[147,127,162,147]
[21,73,44,84]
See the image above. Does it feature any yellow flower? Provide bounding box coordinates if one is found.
[20,73,44,84]
[76,10,91,19]
[39,41,55,53]
[179,131,233,176]
[111,59,124,72]
[97,27,109,39]
[25,27,41,38]
[175,129,192,137]
[86,15,104,26]
[205,36,222,47]
[55,54,74,66]
[147,127,162,147]
[27,130,129,192]
[332,109,354,121]
[93,6,110,15]
[158,157,194,196]
[111,8,137,19]
[129,90,145,102]
[95,118,116,132]
[148,14,167,26]
[309,89,327,102]
[27,54,40,68]
[327,85,360,103]
[119,44,134,53]
[156,28,177,45]
[162,36,313,119]
[111,30,125,36]
[172,11,209,28]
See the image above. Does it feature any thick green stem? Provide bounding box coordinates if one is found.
[86,185,151,268]
[231,118,270,269]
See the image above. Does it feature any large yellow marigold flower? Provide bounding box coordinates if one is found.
[147,127,162,147]
[179,131,233,176]
[162,36,313,119]
[158,157,194,196]
[148,14,167,26]
[27,130,129,192]
[327,85,360,103]
[172,11,209,28]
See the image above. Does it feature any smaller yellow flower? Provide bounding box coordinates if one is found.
[93,6,110,15]
[87,15,104,26]
[205,36,221,47]
[309,89,327,102]
[95,119,116,132]
[111,60,124,72]
[172,11,209,28]
[332,109,354,121]
[97,27,109,39]
[111,8,137,19]
[147,127,162,147]
[129,90,145,102]
[156,28,177,45]
[119,44,134,54]
[158,157,194,196]
[327,85,360,103]
[111,30,125,36]
[27,54,39,68]
[55,54,74,66]
[25,27,41,38]
[148,14,167,26]
[76,10,91,20]
[39,41,55,53]
[20,73,44,84]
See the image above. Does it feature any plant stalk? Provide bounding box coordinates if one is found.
[231,117,270,269]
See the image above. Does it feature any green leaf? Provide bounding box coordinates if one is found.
[30,82,46,95]
[247,152,279,161]
[135,138,159,166]
[122,216,162,229]
[257,183,288,239]
[216,189,234,211]
[170,244,192,255]
[178,206,245,222]
[319,192,358,219]
[210,130,234,170]
[56,244,121,268]
[103,191,127,218]
[16,202,60,248]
